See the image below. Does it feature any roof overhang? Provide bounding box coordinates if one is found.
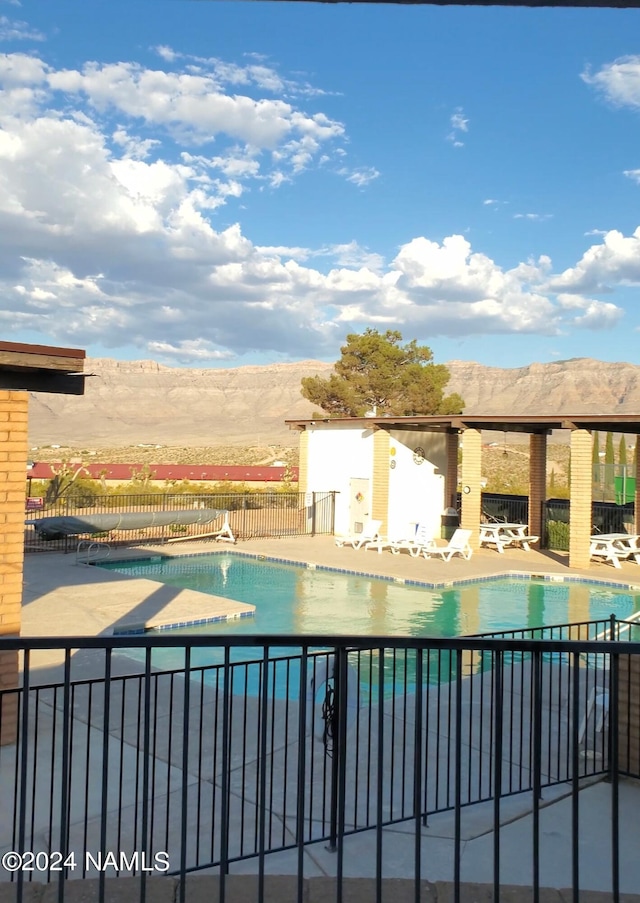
[0,341,87,395]
[285,413,640,434]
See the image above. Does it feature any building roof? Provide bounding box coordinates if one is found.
[285,413,640,435]
[0,341,86,395]
[28,463,298,483]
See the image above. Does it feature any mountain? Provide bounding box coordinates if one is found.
[27,356,640,448]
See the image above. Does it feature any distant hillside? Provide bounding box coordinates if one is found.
[28,356,640,448]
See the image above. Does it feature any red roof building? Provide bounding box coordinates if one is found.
[28,463,298,485]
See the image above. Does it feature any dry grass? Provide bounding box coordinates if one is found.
[30,444,300,466]
[482,443,570,495]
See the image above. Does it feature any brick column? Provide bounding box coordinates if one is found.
[529,433,547,547]
[445,431,459,510]
[569,429,592,569]
[619,655,640,776]
[0,390,28,746]
[298,429,309,494]
[635,444,640,536]
[371,428,390,534]
[460,429,482,550]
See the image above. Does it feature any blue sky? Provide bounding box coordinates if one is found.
[2,1,640,370]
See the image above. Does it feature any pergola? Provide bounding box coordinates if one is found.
[287,413,640,569]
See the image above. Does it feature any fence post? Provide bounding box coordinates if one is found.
[609,613,617,642]
[327,648,341,852]
[311,492,316,538]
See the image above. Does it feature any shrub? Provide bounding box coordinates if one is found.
[547,520,569,551]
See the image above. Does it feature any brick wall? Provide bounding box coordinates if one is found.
[528,433,546,545]
[618,655,640,776]
[298,429,309,495]
[0,390,28,745]
[460,429,482,549]
[371,429,390,534]
[568,429,592,569]
[635,442,640,537]
[445,432,459,510]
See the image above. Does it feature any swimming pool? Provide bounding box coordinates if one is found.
[99,552,640,693]
[99,551,640,638]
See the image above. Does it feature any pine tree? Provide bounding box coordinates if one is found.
[605,431,615,500]
[619,435,627,469]
[301,328,464,417]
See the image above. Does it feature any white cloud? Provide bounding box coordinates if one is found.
[0,43,629,359]
[447,107,468,147]
[147,339,235,363]
[255,244,311,261]
[323,240,385,272]
[624,169,640,184]
[344,166,380,187]
[582,56,640,109]
[514,213,552,221]
[0,16,45,41]
[548,227,640,293]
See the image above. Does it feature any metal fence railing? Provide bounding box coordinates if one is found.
[478,491,529,525]
[544,499,636,551]
[0,626,638,900]
[24,491,337,552]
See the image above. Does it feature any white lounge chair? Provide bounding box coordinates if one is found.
[388,523,436,557]
[335,519,383,550]
[427,528,473,562]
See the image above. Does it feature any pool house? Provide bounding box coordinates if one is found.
[287,412,640,570]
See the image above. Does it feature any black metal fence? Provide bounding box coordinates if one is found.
[1,626,639,901]
[478,491,529,525]
[24,491,337,552]
[544,499,636,551]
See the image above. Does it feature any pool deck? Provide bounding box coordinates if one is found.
[21,534,640,646]
[11,536,640,895]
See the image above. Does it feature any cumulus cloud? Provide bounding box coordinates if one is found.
[582,56,640,108]
[556,293,622,328]
[0,42,630,362]
[548,227,640,293]
[624,169,640,184]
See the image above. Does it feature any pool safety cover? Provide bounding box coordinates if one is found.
[26,509,229,540]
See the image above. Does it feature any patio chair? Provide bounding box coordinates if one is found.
[388,523,436,557]
[427,528,473,562]
[335,519,383,550]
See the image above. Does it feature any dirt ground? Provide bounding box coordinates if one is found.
[30,444,300,466]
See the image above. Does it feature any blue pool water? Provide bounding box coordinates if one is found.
[98,553,640,694]
[99,552,640,637]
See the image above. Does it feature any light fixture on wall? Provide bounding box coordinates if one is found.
[462,485,471,494]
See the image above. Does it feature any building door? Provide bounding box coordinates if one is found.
[349,478,370,535]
